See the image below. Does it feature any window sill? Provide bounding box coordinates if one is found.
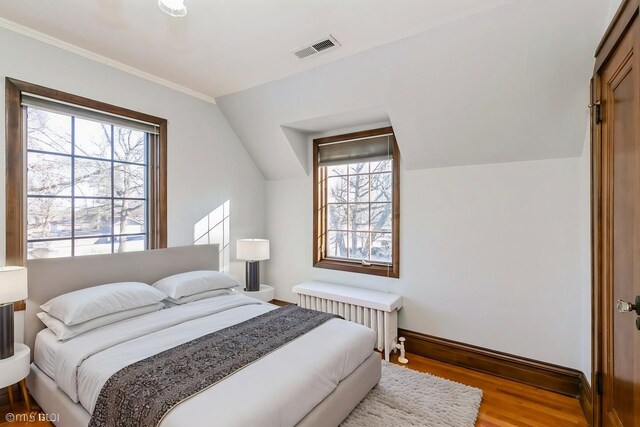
[313,258,399,278]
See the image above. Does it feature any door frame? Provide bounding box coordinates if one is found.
[591,1,639,425]
[591,71,602,427]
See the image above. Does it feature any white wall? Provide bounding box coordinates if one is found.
[14,311,24,344]
[579,130,592,383]
[266,156,584,369]
[0,27,266,331]
[573,0,623,384]
[608,0,623,21]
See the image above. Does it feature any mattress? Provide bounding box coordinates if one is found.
[33,294,376,427]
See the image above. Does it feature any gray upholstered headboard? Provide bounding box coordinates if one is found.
[25,244,220,353]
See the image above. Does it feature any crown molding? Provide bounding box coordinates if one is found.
[0,17,217,104]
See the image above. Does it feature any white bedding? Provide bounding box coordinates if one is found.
[34,328,61,379]
[34,294,376,427]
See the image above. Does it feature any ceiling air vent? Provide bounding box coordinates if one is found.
[293,35,341,60]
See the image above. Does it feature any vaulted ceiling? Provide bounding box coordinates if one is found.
[216,0,612,179]
[0,0,517,99]
[0,0,615,179]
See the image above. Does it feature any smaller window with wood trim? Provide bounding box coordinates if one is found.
[313,127,400,278]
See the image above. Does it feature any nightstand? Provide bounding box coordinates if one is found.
[238,284,275,302]
[0,343,30,412]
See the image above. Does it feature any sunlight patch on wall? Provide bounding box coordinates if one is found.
[194,200,230,273]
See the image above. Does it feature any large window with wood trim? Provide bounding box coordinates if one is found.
[5,78,167,264]
[313,127,400,278]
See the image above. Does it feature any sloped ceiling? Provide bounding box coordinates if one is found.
[216,0,611,180]
[0,0,517,99]
[281,105,392,175]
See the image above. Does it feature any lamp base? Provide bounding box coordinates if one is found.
[0,302,14,360]
[244,261,260,292]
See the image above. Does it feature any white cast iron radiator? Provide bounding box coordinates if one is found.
[292,281,403,361]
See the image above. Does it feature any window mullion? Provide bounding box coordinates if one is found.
[368,168,372,261]
[322,167,327,258]
[144,133,149,249]
[368,169,372,261]
[70,116,76,257]
[111,124,115,254]
[346,167,350,259]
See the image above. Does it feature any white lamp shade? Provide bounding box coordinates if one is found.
[0,266,27,304]
[236,239,270,261]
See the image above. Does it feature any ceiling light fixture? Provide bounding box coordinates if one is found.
[158,0,187,17]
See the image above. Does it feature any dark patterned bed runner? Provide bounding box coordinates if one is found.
[89,304,338,427]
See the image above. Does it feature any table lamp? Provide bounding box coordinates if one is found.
[236,239,269,292]
[0,266,27,360]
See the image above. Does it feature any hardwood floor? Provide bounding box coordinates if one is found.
[0,353,588,427]
[390,352,588,426]
[0,392,50,427]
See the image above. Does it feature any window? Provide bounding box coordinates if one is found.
[313,127,400,277]
[6,78,167,264]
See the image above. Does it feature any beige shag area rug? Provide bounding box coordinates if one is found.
[341,361,482,427]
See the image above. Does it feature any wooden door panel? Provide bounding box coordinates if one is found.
[600,18,640,427]
[611,68,637,427]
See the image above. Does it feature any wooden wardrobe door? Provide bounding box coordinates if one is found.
[599,17,640,427]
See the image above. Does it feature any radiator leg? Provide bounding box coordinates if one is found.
[384,312,391,361]
[394,337,408,364]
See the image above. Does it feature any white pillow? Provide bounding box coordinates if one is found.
[40,282,167,325]
[152,271,240,299]
[166,289,234,305]
[37,302,165,341]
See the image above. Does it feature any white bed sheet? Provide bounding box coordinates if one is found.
[53,294,262,403]
[33,328,62,379]
[34,294,376,427]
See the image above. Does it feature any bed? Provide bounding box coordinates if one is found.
[23,245,381,427]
